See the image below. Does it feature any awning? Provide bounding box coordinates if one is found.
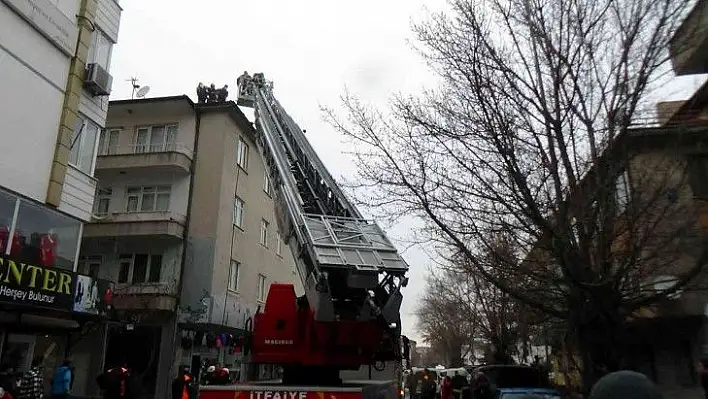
[178,322,249,337]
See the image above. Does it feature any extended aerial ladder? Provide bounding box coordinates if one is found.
[235,73,410,385]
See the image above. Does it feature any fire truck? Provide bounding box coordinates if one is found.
[198,73,411,399]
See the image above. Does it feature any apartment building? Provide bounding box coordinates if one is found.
[0,0,121,396]
[81,95,300,397]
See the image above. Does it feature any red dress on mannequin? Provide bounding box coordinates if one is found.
[39,233,58,267]
[0,227,23,257]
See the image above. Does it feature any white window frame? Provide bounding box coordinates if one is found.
[615,171,631,214]
[133,124,178,153]
[98,129,120,155]
[125,186,171,212]
[276,231,282,256]
[263,170,271,196]
[94,187,112,216]
[233,197,245,228]
[117,253,163,285]
[228,260,240,292]
[260,219,269,247]
[87,29,113,71]
[237,137,249,170]
[257,274,267,302]
[69,114,100,175]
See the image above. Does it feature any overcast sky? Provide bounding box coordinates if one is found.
[108,0,452,343]
[108,0,707,345]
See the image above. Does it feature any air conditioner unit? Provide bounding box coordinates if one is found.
[84,63,113,96]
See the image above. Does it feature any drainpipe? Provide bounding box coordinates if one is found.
[166,105,201,383]
[177,106,200,318]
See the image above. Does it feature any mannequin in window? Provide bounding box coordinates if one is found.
[7,229,23,259]
[0,218,9,254]
[39,229,58,267]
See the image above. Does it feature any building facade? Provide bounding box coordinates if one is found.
[0,0,121,396]
[82,96,300,398]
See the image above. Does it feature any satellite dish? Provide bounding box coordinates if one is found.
[136,86,151,98]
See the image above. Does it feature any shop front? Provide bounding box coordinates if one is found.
[0,250,115,397]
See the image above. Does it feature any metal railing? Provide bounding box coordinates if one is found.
[98,142,193,157]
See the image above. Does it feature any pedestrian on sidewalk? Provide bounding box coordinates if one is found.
[51,359,73,399]
[171,367,197,399]
[440,375,452,399]
[700,359,708,399]
[97,362,142,399]
[18,358,43,399]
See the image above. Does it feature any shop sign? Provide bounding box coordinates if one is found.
[0,255,114,316]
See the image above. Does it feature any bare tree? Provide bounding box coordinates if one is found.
[326,0,705,389]
[415,271,476,367]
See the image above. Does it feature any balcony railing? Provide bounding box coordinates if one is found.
[98,143,193,158]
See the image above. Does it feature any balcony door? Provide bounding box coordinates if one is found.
[98,129,119,155]
[134,125,177,153]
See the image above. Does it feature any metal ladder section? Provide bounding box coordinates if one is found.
[239,74,408,325]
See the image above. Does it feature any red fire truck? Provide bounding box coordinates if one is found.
[199,73,410,399]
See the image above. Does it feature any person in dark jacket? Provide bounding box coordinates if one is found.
[589,370,662,399]
[172,367,197,399]
[471,373,493,399]
[97,363,142,399]
[700,359,708,399]
[420,370,436,399]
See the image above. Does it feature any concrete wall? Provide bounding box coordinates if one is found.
[0,0,70,202]
[182,106,301,328]
[59,165,98,222]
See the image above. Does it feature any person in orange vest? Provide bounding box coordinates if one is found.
[171,367,197,399]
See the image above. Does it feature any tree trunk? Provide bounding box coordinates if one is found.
[575,311,625,395]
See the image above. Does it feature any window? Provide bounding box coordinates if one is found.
[257,274,267,302]
[88,29,113,71]
[126,186,171,212]
[260,219,269,247]
[94,187,112,216]
[276,231,282,256]
[78,255,102,279]
[117,253,162,284]
[233,197,245,228]
[69,114,100,175]
[228,260,240,292]
[134,124,178,153]
[263,170,271,195]
[11,197,81,271]
[237,137,249,170]
[614,171,630,214]
[98,129,120,155]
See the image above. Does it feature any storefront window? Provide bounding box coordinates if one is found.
[0,190,18,255]
[14,199,81,271]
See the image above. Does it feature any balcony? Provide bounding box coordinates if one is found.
[95,143,193,174]
[83,211,186,239]
[113,282,178,312]
[670,1,708,75]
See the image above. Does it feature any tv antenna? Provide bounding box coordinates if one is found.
[127,77,150,99]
